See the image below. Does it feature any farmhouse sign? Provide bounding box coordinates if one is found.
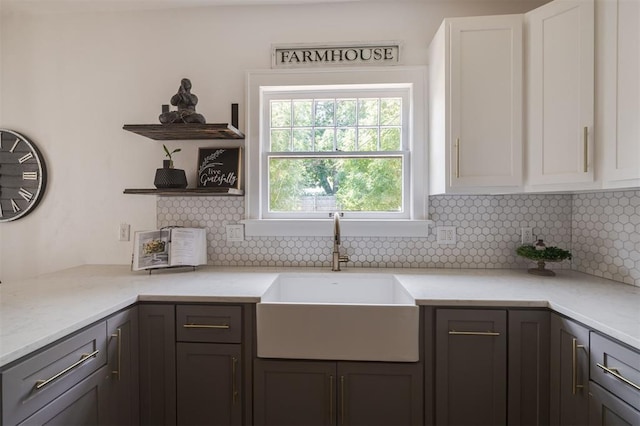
[272,42,401,68]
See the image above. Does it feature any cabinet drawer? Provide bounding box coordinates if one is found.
[1,321,107,426]
[590,332,640,410]
[176,305,242,343]
[589,381,640,425]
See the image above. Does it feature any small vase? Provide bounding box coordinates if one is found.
[154,160,187,189]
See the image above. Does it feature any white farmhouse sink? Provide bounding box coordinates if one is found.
[256,273,419,362]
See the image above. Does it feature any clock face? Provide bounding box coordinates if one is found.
[0,129,47,222]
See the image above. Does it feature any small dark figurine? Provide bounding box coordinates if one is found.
[159,78,206,124]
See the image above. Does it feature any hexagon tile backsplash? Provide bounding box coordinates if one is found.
[157,190,640,287]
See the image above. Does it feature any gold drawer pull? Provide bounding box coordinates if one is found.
[183,324,230,329]
[596,363,640,391]
[35,349,100,390]
[572,338,585,394]
[448,330,500,336]
[583,126,588,172]
[111,328,122,380]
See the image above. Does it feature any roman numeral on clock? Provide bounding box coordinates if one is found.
[23,171,38,180]
[19,152,34,164]
[11,199,20,212]
[19,188,34,202]
[9,138,20,153]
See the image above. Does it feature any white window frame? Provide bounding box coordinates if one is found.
[243,66,430,237]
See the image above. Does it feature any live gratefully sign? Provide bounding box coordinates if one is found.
[272,42,401,68]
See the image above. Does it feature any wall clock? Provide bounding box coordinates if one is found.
[0,129,48,222]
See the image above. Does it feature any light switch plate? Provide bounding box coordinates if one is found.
[226,224,245,242]
[436,226,456,244]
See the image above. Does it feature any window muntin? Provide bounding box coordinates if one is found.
[262,87,410,219]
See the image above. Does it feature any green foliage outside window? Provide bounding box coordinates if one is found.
[268,96,405,214]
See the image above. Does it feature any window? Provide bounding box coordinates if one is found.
[245,67,429,237]
[264,87,409,219]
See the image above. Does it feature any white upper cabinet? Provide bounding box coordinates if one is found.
[598,0,640,188]
[525,0,595,189]
[429,14,523,194]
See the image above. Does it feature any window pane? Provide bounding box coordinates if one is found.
[268,156,402,213]
[380,98,401,125]
[270,129,291,151]
[358,99,379,126]
[293,129,313,151]
[337,128,356,151]
[358,128,378,151]
[315,128,335,152]
[336,99,357,126]
[380,128,401,151]
[293,100,313,127]
[314,100,335,126]
[271,100,291,127]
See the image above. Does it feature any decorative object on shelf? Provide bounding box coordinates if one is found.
[516,242,572,276]
[154,144,187,189]
[197,147,242,190]
[0,129,48,222]
[158,78,206,124]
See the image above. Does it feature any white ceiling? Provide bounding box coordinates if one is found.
[1,0,407,14]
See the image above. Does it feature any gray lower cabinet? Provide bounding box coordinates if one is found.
[508,310,550,425]
[253,358,423,426]
[105,306,139,426]
[176,343,242,425]
[139,304,177,425]
[549,313,590,426]
[17,365,109,426]
[435,309,507,426]
[433,308,549,426]
[588,332,640,425]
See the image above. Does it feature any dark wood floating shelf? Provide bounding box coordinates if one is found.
[124,188,244,196]
[123,123,245,140]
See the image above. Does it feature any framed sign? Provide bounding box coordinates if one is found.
[197,147,242,189]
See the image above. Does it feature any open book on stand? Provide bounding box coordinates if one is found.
[132,227,207,271]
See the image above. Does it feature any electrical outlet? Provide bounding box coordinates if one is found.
[119,223,130,241]
[521,227,533,245]
[226,224,244,242]
[436,226,456,244]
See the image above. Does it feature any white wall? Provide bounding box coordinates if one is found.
[0,0,548,282]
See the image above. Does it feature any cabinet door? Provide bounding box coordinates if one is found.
[177,343,242,426]
[449,15,523,189]
[139,304,176,426]
[17,365,109,426]
[338,361,423,426]
[589,382,640,426]
[600,0,640,185]
[508,310,550,425]
[435,309,507,425]
[254,359,335,426]
[550,314,590,425]
[105,307,139,426]
[526,0,595,187]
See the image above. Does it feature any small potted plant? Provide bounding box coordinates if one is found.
[516,240,572,276]
[154,144,188,189]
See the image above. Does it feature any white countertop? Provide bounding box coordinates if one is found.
[1,265,639,367]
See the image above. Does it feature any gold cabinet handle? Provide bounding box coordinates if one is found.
[448,330,501,336]
[329,375,334,424]
[231,357,239,405]
[583,126,588,172]
[111,328,122,380]
[596,363,640,391]
[183,323,230,329]
[455,138,461,178]
[340,375,345,426]
[572,338,585,394]
[35,349,100,390]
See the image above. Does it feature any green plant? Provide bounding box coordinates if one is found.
[516,244,572,262]
[163,144,181,162]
